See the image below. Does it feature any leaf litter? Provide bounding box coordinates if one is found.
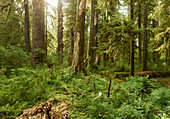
[15,101,70,119]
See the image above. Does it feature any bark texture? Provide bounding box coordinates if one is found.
[68,28,74,66]
[24,0,31,54]
[130,0,134,76]
[94,2,99,64]
[89,0,95,65]
[142,1,148,71]
[71,0,86,72]
[152,19,159,64]
[58,0,63,63]
[32,0,46,65]
[138,0,142,65]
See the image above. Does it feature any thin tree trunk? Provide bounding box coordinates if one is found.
[152,19,159,64]
[71,0,86,72]
[68,28,74,65]
[89,0,95,65]
[32,0,46,65]
[24,0,31,54]
[169,49,170,65]
[45,0,47,54]
[130,0,134,76]
[142,1,147,71]
[58,0,63,63]
[94,2,100,64]
[138,0,142,65]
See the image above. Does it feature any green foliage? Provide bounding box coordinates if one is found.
[0,64,169,119]
[85,76,169,119]
[0,0,24,47]
[0,46,31,68]
[0,67,56,118]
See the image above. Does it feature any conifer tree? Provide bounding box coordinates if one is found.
[24,0,31,54]
[57,0,63,63]
[130,0,134,76]
[72,0,86,72]
[142,0,148,71]
[32,0,46,65]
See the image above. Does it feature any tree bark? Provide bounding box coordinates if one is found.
[68,28,74,66]
[58,0,63,63]
[71,0,86,72]
[152,19,159,64]
[94,1,99,64]
[130,0,134,76]
[32,0,46,65]
[24,0,31,54]
[89,0,97,65]
[138,0,142,65]
[142,1,148,71]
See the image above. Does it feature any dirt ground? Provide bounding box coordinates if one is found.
[155,77,170,87]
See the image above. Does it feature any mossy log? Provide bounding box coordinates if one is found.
[115,71,170,78]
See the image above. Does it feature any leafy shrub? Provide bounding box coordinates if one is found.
[0,45,31,68]
[86,76,169,119]
[0,67,56,118]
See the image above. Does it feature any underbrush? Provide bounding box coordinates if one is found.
[0,66,56,118]
[0,66,169,118]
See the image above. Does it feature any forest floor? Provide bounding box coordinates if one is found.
[15,75,170,119]
[155,77,170,87]
[15,101,70,119]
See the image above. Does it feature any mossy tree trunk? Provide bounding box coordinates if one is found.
[68,28,74,66]
[142,0,148,71]
[24,0,31,55]
[32,0,46,65]
[58,0,63,63]
[138,0,142,65]
[71,0,86,72]
[152,18,159,64]
[89,0,95,65]
[130,0,134,76]
[94,1,99,64]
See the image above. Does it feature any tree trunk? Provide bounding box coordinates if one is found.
[89,0,95,65]
[142,1,148,71]
[68,28,74,66]
[152,19,160,64]
[32,0,46,65]
[138,0,142,65]
[169,49,170,65]
[58,0,63,63]
[71,0,86,72]
[130,0,134,76]
[24,0,31,54]
[45,0,47,54]
[94,1,100,64]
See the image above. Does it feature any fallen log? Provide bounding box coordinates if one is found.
[115,71,170,78]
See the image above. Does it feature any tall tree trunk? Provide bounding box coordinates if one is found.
[103,3,109,66]
[130,0,134,76]
[45,0,47,54]
[94,1,99,64]
[138,0,142,65]
[58,0,63,63]
[89,0,95,65]
[142,1,148,71]
[169,49,170,65]
[68,28,74,66]
[152,19,159,64]
[32,0,46,65]
[24,0,31,54]
[71,0,86,72]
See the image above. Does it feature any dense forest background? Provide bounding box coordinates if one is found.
[0,0,169,118]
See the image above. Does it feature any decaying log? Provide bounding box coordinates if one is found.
[115,71,170,78]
